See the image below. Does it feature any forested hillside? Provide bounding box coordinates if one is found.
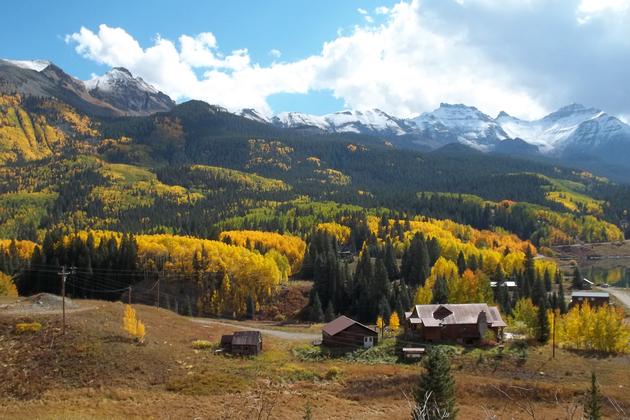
[1,93,629,321]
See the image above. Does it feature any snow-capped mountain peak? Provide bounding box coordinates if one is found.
[84,67,174,115]
[2,59,51,72]
[238,108,271,124]
[412,103,509,151]
[85,67,158,94]
[271,108,412,136]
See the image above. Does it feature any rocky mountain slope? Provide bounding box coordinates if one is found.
[0,60,174,116]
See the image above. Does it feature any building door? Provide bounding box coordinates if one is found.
[363,336,374,349]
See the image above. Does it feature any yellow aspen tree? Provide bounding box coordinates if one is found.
[376,315,384,330]
[389,312,400,333]
[123,304,138,337]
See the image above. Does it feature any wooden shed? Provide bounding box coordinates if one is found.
[322,315,378,349]
[220,330,262,356]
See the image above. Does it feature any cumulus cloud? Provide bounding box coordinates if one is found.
[66,0,630,119]
[269,48,282,58]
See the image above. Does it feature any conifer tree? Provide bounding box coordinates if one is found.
[413,347,457,419]
[324,301,335,322]
[456,251,466,275]
[544,269,552,292]
[573,266,584,290]
[310,291,324,323]
[558,279,567,314]
[584,372,602,420]
[432,276,449,304]
[536,298,550,343]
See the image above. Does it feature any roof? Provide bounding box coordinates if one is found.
[322,315,376,336]
[490,281,517,288]
[571,291,609,298]
[410,304,507,328]
[231,331,262,346]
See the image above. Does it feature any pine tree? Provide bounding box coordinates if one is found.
[584,372,602,420]
[246,296,255,320]
[413,347,457,419]
[524,246,536,294]
[383,239,399,280]
[558,279,567,314]
[544,269,552,292]
[497,283,511,315]
[532,277,546,307]
[324,301,335,322]
[456,251,466,275]
[536,298,550,343]
[310,291,324,323]
[432,276,449,304]
[573,266,584,290]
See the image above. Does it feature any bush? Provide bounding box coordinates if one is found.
[279,363,321,382]
[15,322,42,333]
[191,340,214,350]
[325,366,342,380]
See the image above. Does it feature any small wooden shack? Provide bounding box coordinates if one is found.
[570,291,610,308]
[220,330,262,355]
[404,303,506,344]
[322,315,378,349]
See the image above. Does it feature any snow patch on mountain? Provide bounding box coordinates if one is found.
[3,59,51,72]
[238,108,271,124]
[272,108,410,135]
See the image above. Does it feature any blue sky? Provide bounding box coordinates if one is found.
[2,0,630,119]
[1,0,392,114]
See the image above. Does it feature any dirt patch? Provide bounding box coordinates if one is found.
[0,293,80,315]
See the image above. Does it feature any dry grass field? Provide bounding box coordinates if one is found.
[1,298,629,419]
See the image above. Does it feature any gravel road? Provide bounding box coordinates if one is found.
[191,318,320,341]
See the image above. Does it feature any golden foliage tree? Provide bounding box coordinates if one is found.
[389,312,400,333]
[556,302,630,353]
[219,230,306,275]
[0,272,18,297]
[123,304,146,343]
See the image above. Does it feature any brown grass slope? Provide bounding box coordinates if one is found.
[0,299,629,419]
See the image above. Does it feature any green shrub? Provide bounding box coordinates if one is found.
[191,340,214,350]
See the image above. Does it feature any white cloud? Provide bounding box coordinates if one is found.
[269,48,282,58]
[66,0,630,119]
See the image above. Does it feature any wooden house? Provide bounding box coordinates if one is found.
[404,303,506,344]
[570,291,610,308]
[220,330,262,355]
[322,315,378,349]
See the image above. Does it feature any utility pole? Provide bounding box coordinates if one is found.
[156,272,161,309]
[552,310,556,358]
[58,266,75,335]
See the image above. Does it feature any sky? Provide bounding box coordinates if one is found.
[2,0,630,119]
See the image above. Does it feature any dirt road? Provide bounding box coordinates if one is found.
[191,318,319,341]
[608,287,630,311]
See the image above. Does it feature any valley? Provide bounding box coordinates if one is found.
[1,57,630,419]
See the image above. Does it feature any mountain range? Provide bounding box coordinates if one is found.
[2,58,630,179]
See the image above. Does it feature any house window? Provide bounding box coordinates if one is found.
[364,336,374,349]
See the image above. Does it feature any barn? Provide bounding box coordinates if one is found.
[322,315,378,349]
[220,330,262,356]
[404,303,506,344]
